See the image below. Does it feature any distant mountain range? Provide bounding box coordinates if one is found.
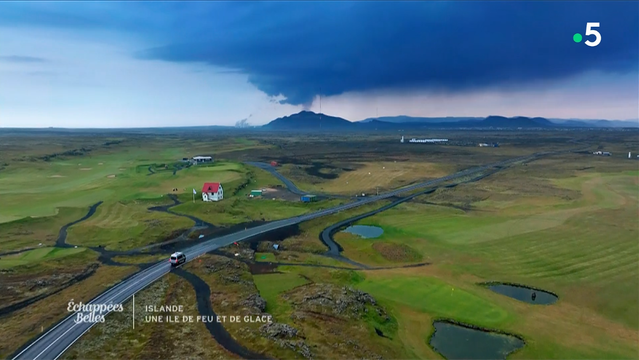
[359,116,484,123]
[263,111,639,130]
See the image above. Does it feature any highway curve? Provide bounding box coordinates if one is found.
[245,162,307,195]
[244,161,352,199]
[11,150,561,360]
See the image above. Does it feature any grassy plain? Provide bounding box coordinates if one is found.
[277,160,455,195]
[0,207,87,251]
[253,272,311,315]
[1,129,637,359]
[0,246,88,269]
[336,153,639,359]
[0,133,341,252]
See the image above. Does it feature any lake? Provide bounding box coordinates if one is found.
[487,283,558,305]
[429,321,525,360]
[341,225,384,238]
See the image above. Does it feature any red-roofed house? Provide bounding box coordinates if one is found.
[202,182,224,202]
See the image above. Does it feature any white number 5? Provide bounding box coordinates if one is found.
[585,22,601,47]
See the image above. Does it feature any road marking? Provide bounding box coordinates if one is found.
[11,312,74,360]
[28,265,170,360]
[11,263,166,360]
[32,321,79,360]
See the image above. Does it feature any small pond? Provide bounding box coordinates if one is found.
[341,225,384,239]
[429,321,525,360]
[487,283,558,305]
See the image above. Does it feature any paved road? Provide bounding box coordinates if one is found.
[245,162,307,195]
[245,161,354,199]
[12,151,557,360]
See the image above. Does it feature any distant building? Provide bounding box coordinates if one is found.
[301,194,318,203]
[479,143,490,147]
[250,190,262,197]
[400,136,404,143]
[192,156,213,165]
[408,138,448,143]
[592,151,612,156]
[629,152,632,159]
[202,182,224,202]
[270,161,278,167]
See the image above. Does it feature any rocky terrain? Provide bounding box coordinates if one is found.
[0,263,99,312]
[284,283,390,321]
[189,252,399,360]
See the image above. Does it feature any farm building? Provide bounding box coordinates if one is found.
[192,156,213,164]
[270,161,278,167]
[593,151,612,156]
[301,194,318,203]
[250,190,262,197]
[202,182,224,202]
[408,138,448,143]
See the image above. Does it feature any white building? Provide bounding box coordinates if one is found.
[408,138,448,143]
[400,136,404,143]
[202,182,224,202]
[192,156,213,164]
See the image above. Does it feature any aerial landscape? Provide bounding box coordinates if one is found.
[0,2,638,360]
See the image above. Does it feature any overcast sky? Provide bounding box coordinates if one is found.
[0,2,637,128]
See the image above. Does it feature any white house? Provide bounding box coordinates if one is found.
[202,182,224,202]
[192,156,213,165]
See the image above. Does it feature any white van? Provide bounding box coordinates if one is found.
[169,252,186,267]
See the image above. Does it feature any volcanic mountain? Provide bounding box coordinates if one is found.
[262,111,354,130]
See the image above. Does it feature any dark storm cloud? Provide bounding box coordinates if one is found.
[139,2,639,105]
[0,55,47,63]
[2,2,637,105]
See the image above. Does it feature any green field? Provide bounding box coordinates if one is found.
[336,158,639,359]
[0,247,88,269]
[242,152,638,359]
[253,272,311,315]
[0,206,88,251]
[0,138,330,252]
[2,131,638,359]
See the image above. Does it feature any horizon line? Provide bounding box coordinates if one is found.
[1,113,638,130]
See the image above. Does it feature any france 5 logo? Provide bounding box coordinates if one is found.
[573,23,601,47]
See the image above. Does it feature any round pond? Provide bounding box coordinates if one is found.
[487,283,558,305]
[429,321,525,360]
[341,225,384,239]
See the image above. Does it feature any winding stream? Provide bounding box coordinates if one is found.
[172,268,270,360]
